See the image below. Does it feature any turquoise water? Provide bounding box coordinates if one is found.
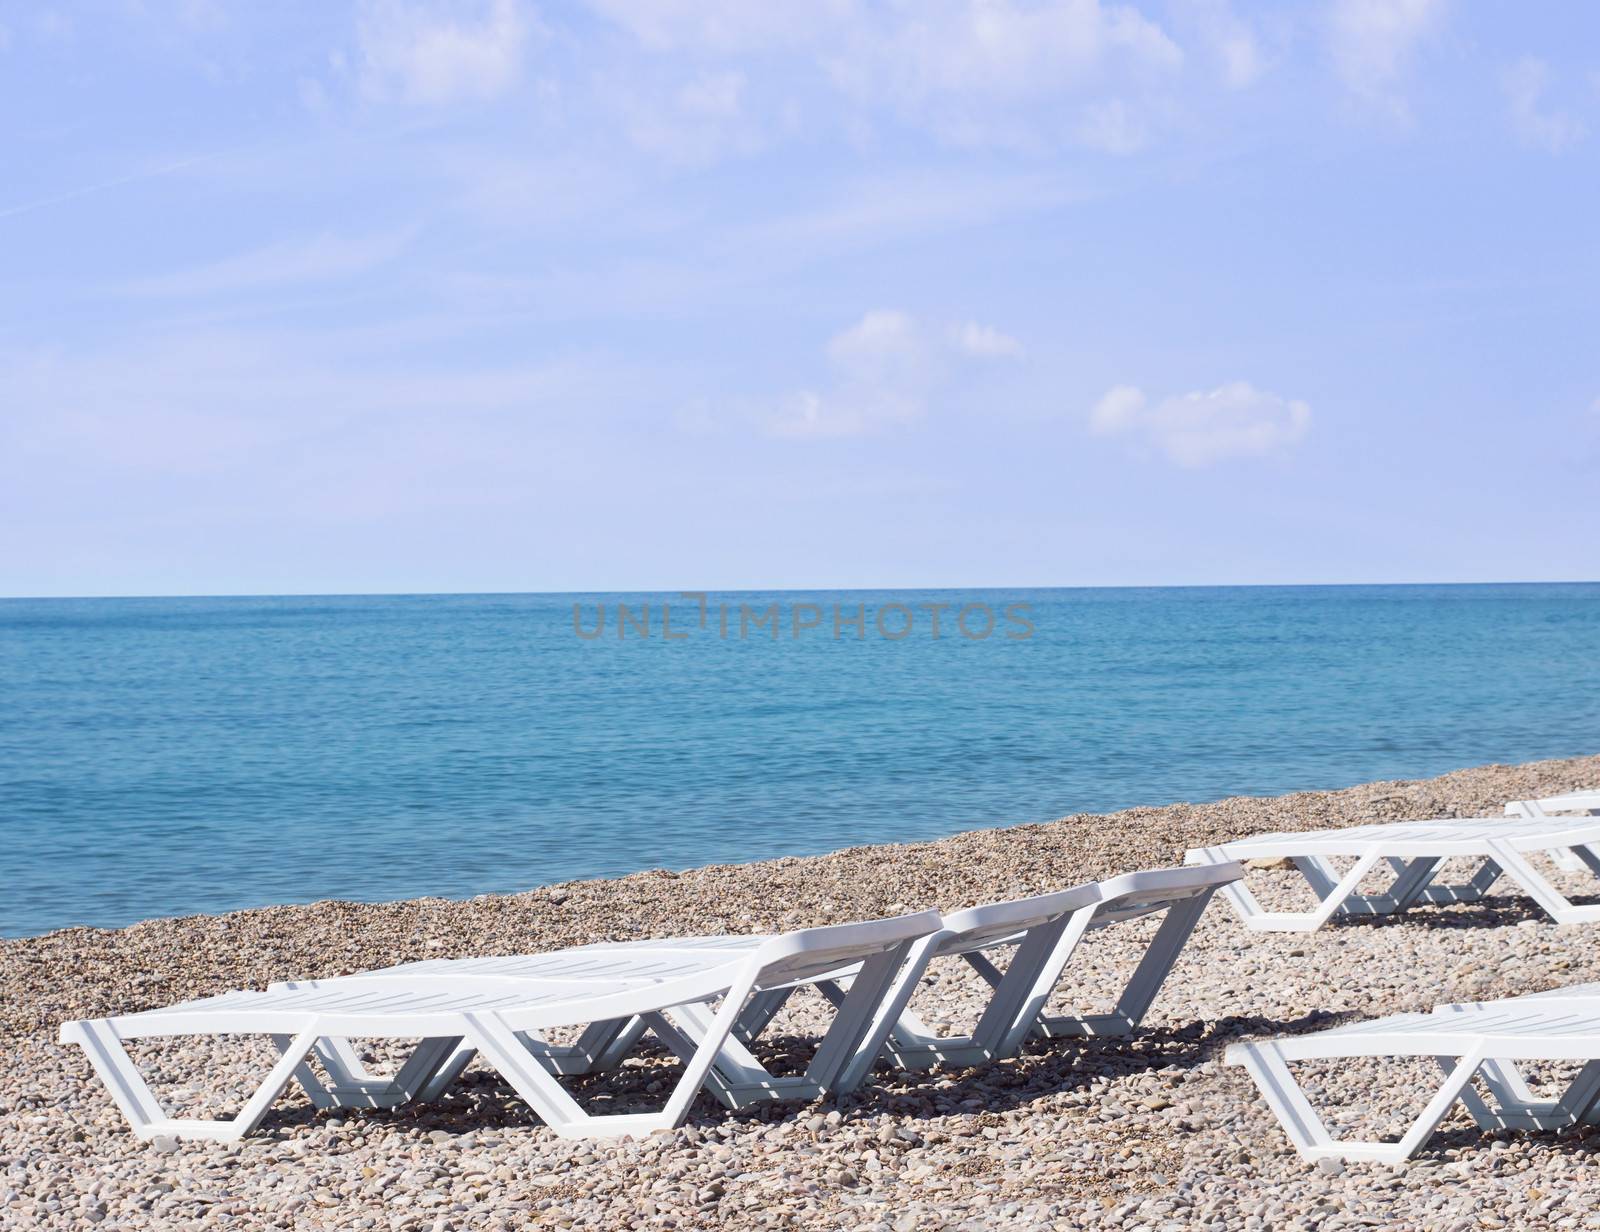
[2,584,1597,938]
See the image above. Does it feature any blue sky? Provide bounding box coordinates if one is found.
[1,0,1596,596]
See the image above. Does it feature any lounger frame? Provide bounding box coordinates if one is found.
[1229,1003,1600,1163]
[321,864,1242,1105]
[60,910,940,1142]
[1507,791,1600,872]
[1187,817,1600,931]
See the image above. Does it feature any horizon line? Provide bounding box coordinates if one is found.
[2,578,1598,602]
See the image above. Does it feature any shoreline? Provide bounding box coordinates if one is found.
[6,750,1600,1229]
[5,751,1598,1037]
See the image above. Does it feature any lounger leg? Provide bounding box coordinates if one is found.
[510,1018,648,1078]
[312,1037,378,1086]
[1297,856,1444,916]
[1467,1058,1600,1131]
[61,1020,171,1139]
[873,920,1078,1072]
[413,1040,480,1102]
[1037,888,1219,1040]
[1195,849,1384,931]
[987,909,1100,1056]
[734,988,796,1046]
[63,1021,321,1142]
[273,1034,339,1110]
[1232,1042,1486,1164]
[832,934,942,1094]
[581,1017,652,1072]
[1416,858,1502,906]
[642,1003,813,1109]
[1565,844,1600,880]
[1363,858,1444,913]
[1291,856,1346,904]
[1230,1042,1337,1159]
[409,1020,642,1107]
[776,946,931,1092]
[807,943,920,1092]
[960,951,1007,990]
[1487,842,1600,924]
[462,978,761,1139]
[283,1035,468,1109]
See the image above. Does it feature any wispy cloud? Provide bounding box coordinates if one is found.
[119,227,419,298]
[0,155,209,223]
[820,1,1182,106]
[1,329,624,493]
[580,0,825,54]
[357,0,533,105]
[1502,57,1586,154]
[618,69,768,164]
[1327,0,1446,121]
[1089,381,1312,467]
[586,0,1185,152]
[1175,0,1266,89]
[1075,98,1149,154]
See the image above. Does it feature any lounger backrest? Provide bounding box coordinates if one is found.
[929,864,1243,955]
[751,910,942,987]
[1091,863,1244,927]
[935,882,1102,952]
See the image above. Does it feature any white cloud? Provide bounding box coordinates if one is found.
[825,309,923,371]
[357,0,532,104]
[581,0,832,53]
[824,1,1182,109]
[1174,0,1263,89]
[1089,380,1311,467]
[772,310,927,439]
[586,0,1183,152]
[1503,57,1586,154]
[120,227,418,298]
[768,309,1019,439]
[949,321,1024,358]
[1328,0,1445,119]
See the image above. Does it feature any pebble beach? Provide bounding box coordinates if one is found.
[6,752,1600,1231]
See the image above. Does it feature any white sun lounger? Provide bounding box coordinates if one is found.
[59,910,941,1142]
[1228,994,1600,1162]
[1507,792,1600,871]
[313,863,1243,1106]
[1506,791,1600,821]
[1186,816,1600,931]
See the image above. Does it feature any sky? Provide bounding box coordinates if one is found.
[1,0,1597,597]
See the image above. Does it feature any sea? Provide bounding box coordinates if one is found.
[2,584,1597,937]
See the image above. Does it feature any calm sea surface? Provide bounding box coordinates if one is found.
[2,585,1598,937]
